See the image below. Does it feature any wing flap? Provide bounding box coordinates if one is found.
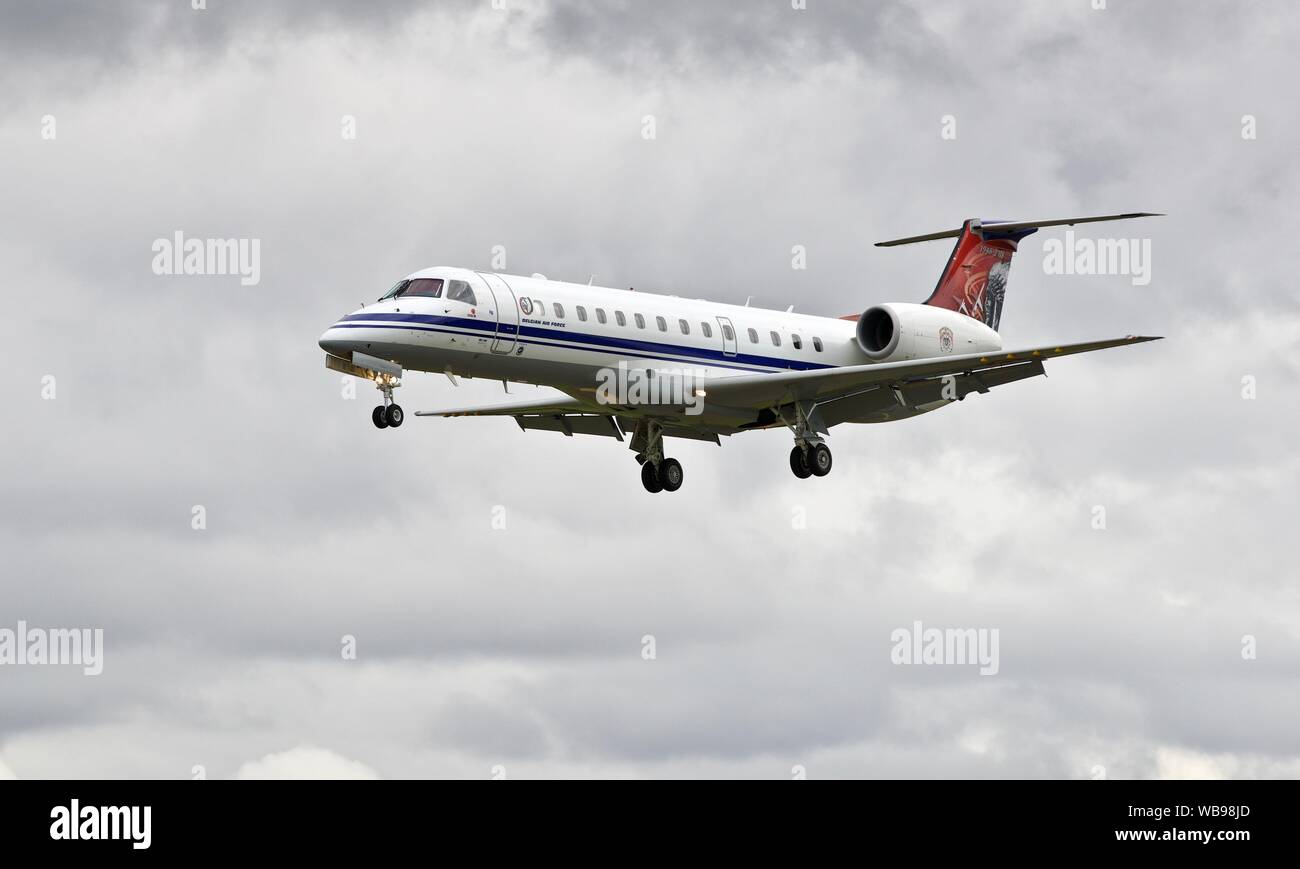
[414,394,592,418]
[415,392,626,440]
[516,413,624,440]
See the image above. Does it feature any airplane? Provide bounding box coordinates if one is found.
[318,213,1162,493]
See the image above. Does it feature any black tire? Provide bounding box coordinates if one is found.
[810,443,832,477]
[372,405,389,429]
[385,403,404,427]
[789,446,812,479]
[659,458,683,492]
[641,461,663,493]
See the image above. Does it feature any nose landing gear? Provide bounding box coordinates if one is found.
[371,375,403,429]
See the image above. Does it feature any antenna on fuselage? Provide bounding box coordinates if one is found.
[588,275,596,286]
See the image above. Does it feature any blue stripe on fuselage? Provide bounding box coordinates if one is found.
[337,312,835,372]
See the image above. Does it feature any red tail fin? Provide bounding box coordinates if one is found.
[921,219,1034,332]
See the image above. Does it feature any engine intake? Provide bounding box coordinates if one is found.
[855,305,900,359]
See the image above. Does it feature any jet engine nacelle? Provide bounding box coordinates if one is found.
[854,302,1002,362]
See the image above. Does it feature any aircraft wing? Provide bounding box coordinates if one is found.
[412,335,1159,436]
[704,335,1162,409]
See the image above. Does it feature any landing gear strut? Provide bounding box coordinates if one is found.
[781,401,832,479]
[371,374,403,429]
[631,420,684,493]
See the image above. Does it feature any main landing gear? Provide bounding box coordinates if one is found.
[631,420,684,494]
[783,401,833,479]
[370,375,403,430]
[640,458,683,493]
[789,443,832,478]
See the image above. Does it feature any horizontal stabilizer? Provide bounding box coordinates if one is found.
[875,213,1163,247]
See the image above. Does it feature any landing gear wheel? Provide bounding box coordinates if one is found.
[372,406,389,429]
[658,458,683,492]
[641,462,664,493]
[789,446,812,479]
[385,404,404,427]
[810,443,832,477]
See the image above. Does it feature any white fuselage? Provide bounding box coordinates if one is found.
[317,266,1003,428]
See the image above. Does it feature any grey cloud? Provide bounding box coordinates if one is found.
[0,0,442,64]
[534,0,942,78]
[1,0,1297,779]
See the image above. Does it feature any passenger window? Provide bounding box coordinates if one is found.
[403,278,443,298]
[701,322,713,338]
[722,323,735,341]
[634,313,645,329]
[747,328,759,343]
[577,306,588,322]
[813,336,823,352]
[554,302,565,318]
[679,319,690,335]
[596,308,607,324]
[615,311,626,327]
[446,280,477,305]
[770,331,781,347]
[791,334,802,350]
[656,316,667,332]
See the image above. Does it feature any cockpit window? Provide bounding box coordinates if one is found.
[446,280,477,305]
[404,278,444,298]
[380,279,410,300]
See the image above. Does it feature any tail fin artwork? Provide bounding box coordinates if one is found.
[875,213,1161,332]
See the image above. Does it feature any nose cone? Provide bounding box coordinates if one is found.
[319,326,353,358]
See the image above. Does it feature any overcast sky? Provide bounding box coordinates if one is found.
[1,0,1297,779]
